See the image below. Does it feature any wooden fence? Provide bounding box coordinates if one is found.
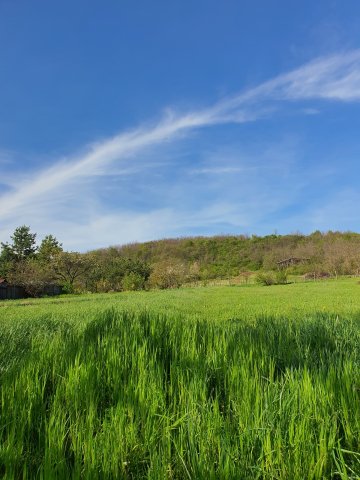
[0,284,62,300]
[0,285,26,300]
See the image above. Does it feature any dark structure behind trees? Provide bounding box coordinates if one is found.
[276,257,310,269]
[0,278,62,300]
[0,279,26,300]
[2,227,360,298]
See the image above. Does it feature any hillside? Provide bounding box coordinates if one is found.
[98,231,360,280]
[3,229,360,297]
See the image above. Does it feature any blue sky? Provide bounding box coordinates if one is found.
[1,0,360,250]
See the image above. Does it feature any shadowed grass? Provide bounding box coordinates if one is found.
[1,308,359,479]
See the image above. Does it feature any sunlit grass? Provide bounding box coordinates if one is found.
[0,278,359,478]
[2,277,360,325]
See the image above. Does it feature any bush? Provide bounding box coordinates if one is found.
[255,272,276,286]
[275,270,288,285]
[122,272,146,291]
[255,270,289,286]
[62,281,75,294]
[148,261,186,289]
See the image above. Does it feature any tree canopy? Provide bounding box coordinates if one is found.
[2,226,360,297]
[1,225,37,261]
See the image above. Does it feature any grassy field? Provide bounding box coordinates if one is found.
[0,278,360,478]
[2,277,360,325]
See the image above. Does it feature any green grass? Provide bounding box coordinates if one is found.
[2,277,360,325]
[0,278,360,478]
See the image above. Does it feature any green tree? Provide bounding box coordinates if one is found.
[38,235,63,262]
[122,272,146,291]
[0,243,13,277]
[7,258,54,297]
[52,252,94,293]
[148,260,187,289]
[1,225,37,261]
[87,250,151,292]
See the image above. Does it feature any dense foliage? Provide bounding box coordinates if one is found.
[2,227,360,296]
[0,227,151,295]
[109,230,360,281]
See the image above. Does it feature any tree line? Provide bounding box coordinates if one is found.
[0,226,151,296]
[109,230,360,281]
[1,227,360,297]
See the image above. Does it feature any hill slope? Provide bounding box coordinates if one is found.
[95,231,360,280]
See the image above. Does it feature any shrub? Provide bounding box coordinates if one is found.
[62,281,75,294]
[148,261,186,289]
[122,272,146,291]
[275,270,288,285]
[255,272,276,286]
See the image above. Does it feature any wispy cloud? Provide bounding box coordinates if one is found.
[0,149,15,165]
[189,166,247,175]
[308,188,360,230]
[1,50,360,248]
[301,108,321,115]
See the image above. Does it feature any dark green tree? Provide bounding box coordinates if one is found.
[7,258,55,297]
[52,251,94,293]
[0,243,13,277]
[38,235,63,262]
[1,225,37,261]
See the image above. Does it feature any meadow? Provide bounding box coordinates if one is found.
[0,278,359,478]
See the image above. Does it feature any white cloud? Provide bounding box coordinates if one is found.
[1,50,360,248]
